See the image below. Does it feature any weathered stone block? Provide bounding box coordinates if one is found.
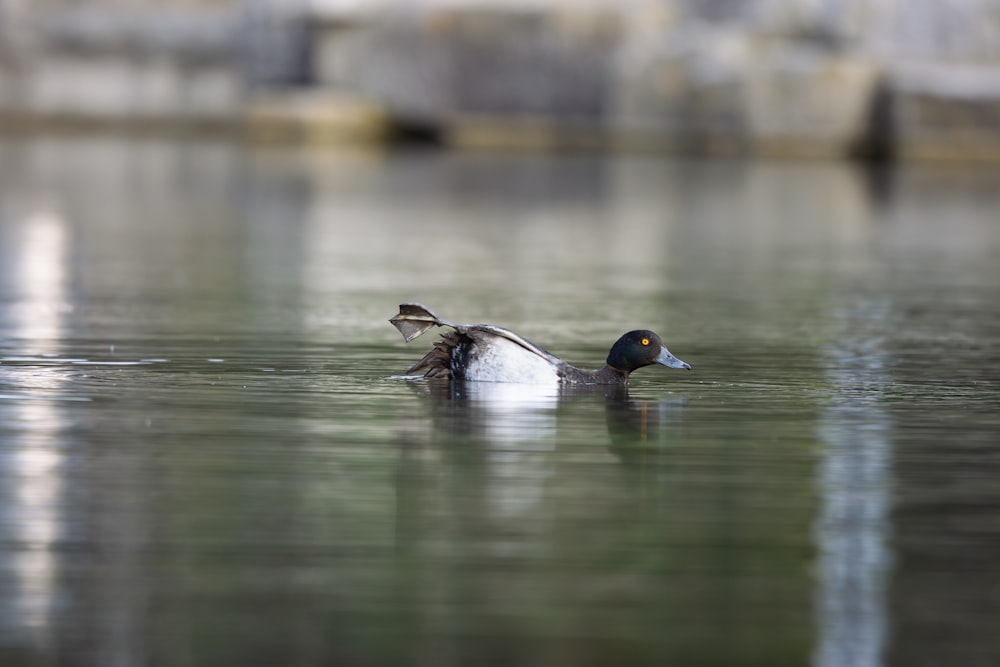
[743,43,879,157]
[891,65,1000,161]
[611,26,751,151]
[311,8,620,122]
[23,55,241,120]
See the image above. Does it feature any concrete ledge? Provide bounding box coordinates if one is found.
[0,111,236,136]
[0,92,388,145]
[243,92,389,144]
[448,115,609,151]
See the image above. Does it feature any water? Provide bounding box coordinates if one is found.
[0,137,998,667]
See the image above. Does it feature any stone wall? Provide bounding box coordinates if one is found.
[0,3,243,124]
[311,0,1000,159]
[2,0,1000,160]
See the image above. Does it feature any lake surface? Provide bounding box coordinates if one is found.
[0,137,998,667]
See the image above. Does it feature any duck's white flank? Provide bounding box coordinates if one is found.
[463,336,561,384]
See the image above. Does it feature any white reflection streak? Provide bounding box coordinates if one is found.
[20,213,67,345]
[467,383,558,518]
[6,211,68,639]
[814,300,893,667]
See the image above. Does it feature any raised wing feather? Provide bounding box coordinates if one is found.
[467,324,565,368]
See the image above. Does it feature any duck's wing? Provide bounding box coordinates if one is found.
[406,329,462,378]
[392,303,565,377]
[468,324,564,367]
[406,325,563,380]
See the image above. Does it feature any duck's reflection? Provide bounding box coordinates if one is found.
[442,381,563,518]
[391,380,689,663]
[414,377,686,440]
[604,393,689,465]
[400,379,688,507]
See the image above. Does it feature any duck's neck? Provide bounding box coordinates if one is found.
[563,364,629,385]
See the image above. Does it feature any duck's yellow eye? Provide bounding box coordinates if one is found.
[641,338,650,346]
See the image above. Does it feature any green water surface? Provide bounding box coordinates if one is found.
[1,138,998,666]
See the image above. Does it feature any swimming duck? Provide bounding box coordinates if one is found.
[390,303,691,385]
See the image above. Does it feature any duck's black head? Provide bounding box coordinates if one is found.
[606,330,691,374]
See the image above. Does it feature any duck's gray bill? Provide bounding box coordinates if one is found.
[656,347,692,370]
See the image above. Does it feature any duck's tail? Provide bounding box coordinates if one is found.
[389,303,454,343]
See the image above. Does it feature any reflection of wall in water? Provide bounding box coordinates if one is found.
[815,297,893,667]
[0,212,69,657]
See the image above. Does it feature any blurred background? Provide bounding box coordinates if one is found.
[1,0,999,159]
[2,3,1000,667]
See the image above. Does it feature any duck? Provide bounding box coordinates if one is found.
[390,303,691,385]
